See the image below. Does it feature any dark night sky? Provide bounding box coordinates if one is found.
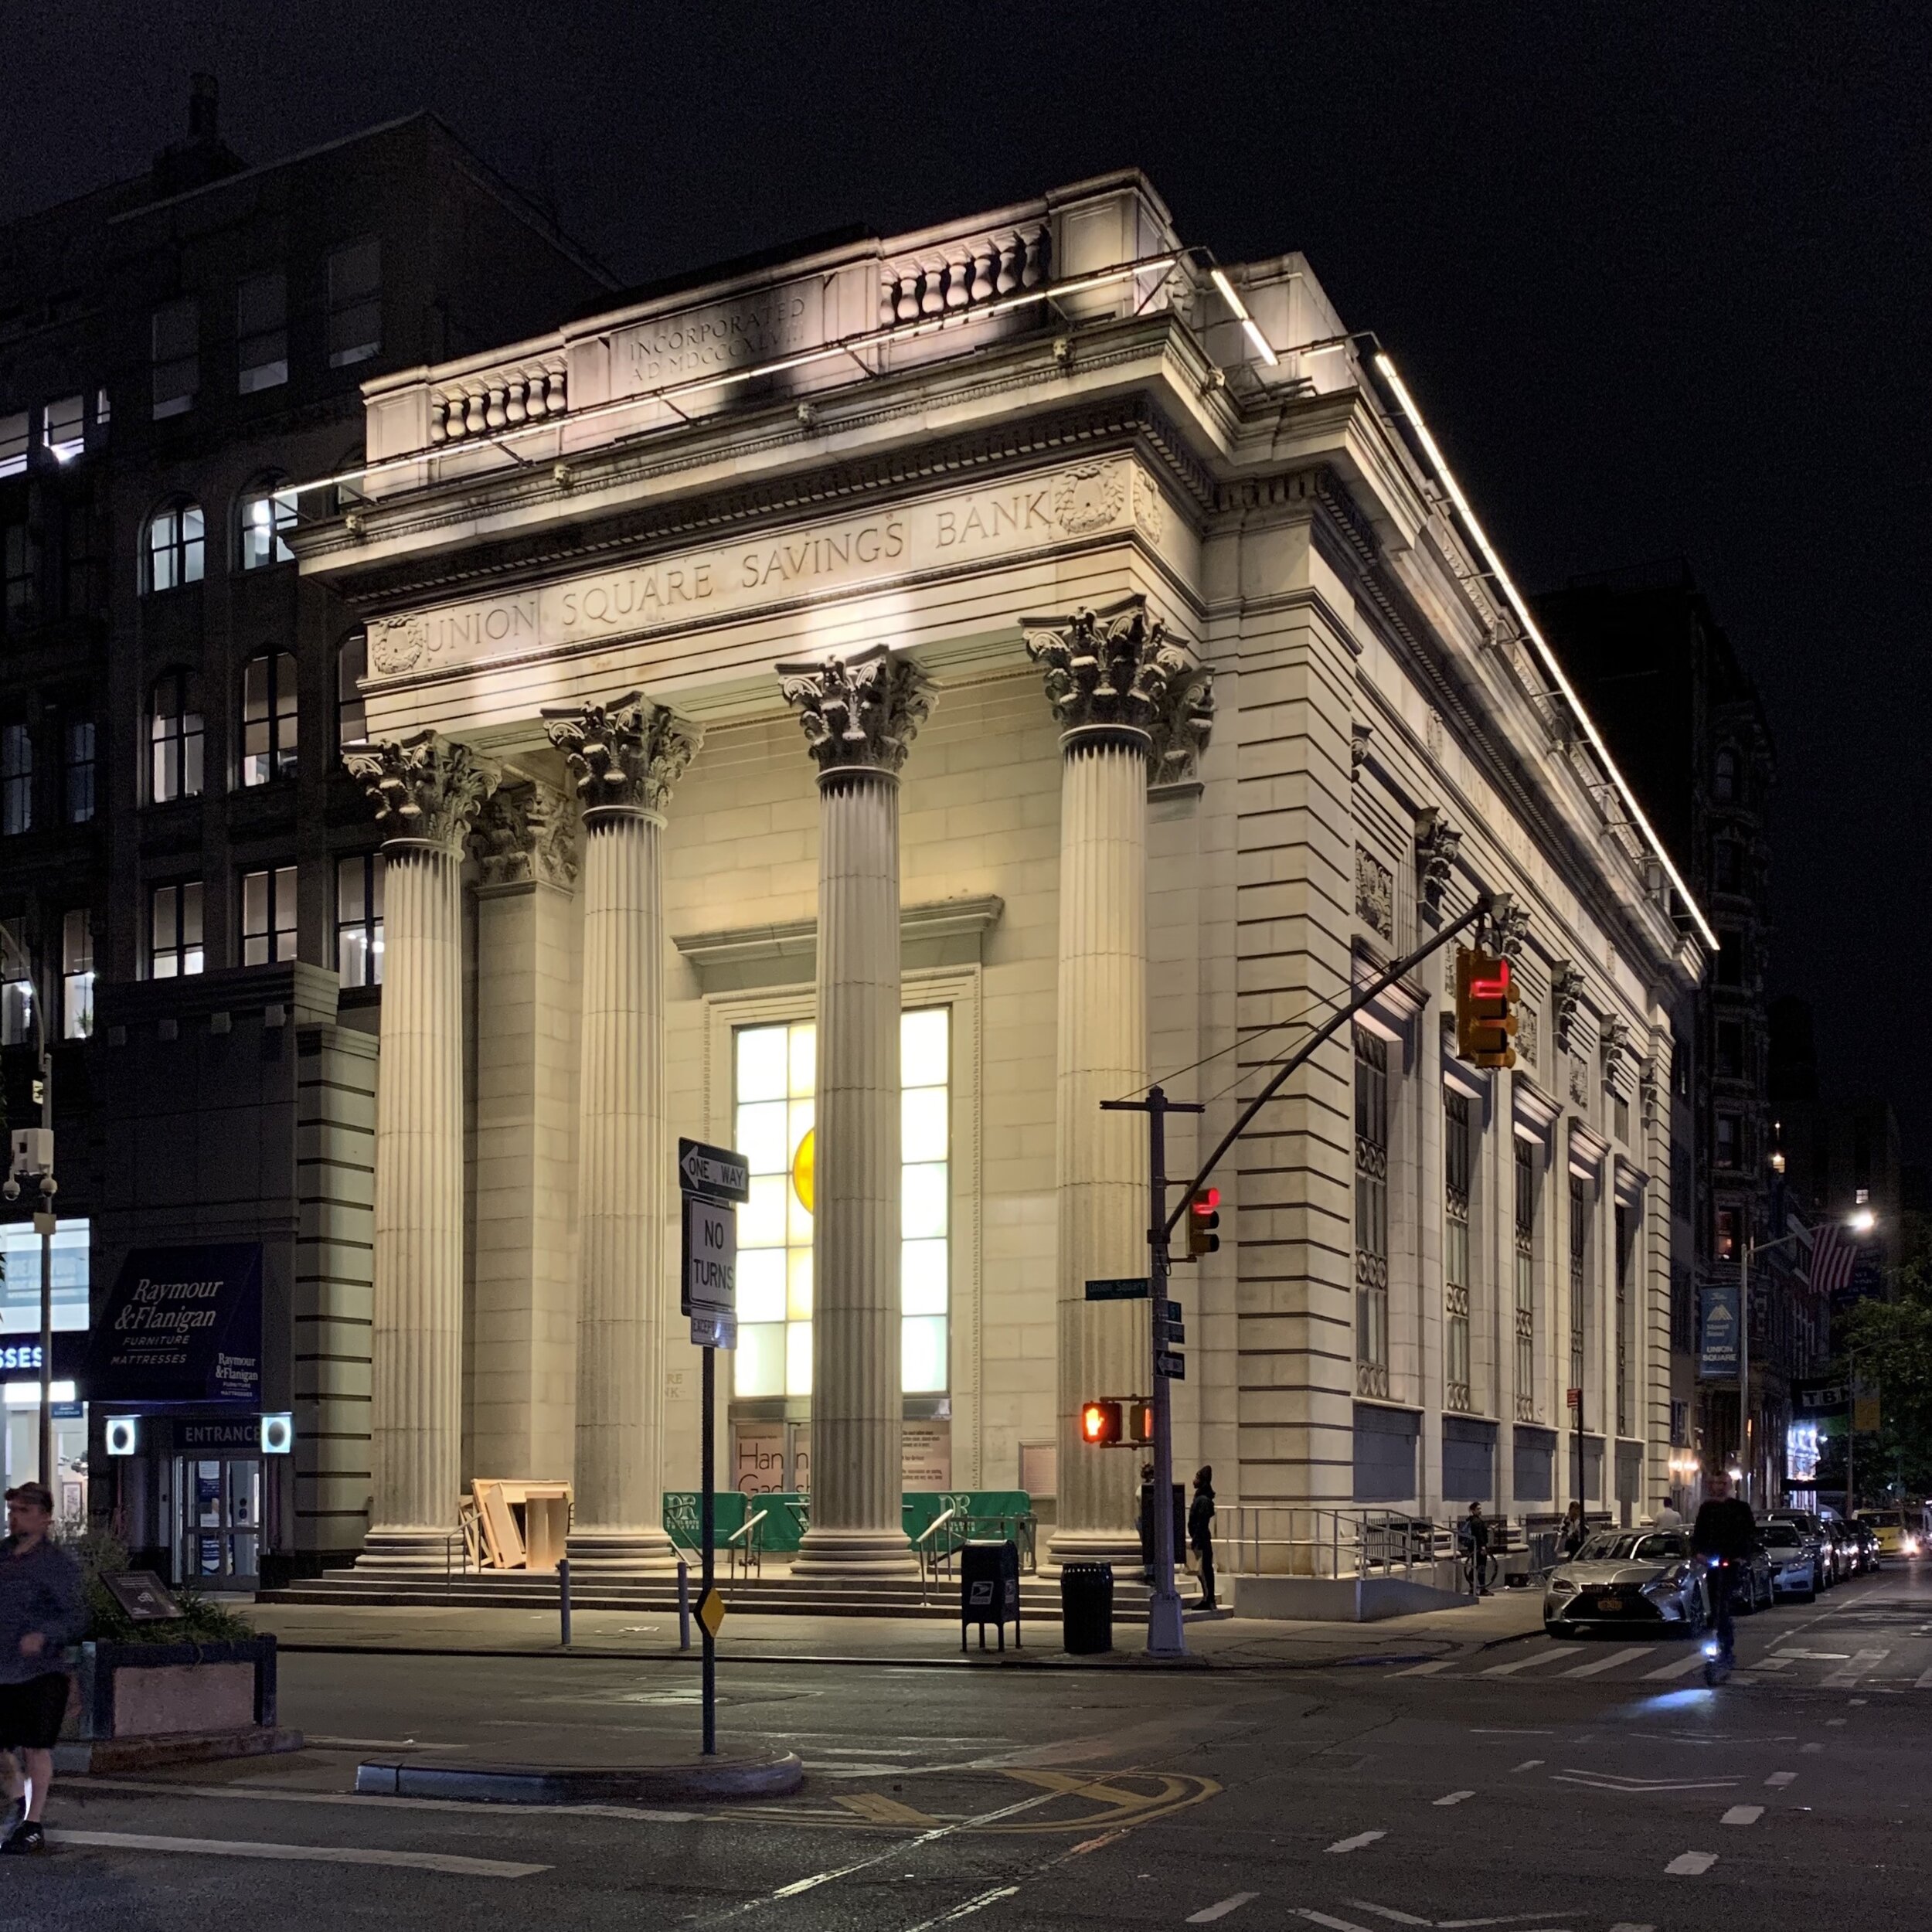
[8,3,1927,1148]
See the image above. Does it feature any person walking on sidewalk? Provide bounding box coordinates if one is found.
[1189,1467,1217,1611]
[1560,1499,1589,1560]
[1137,1464,1155,1585]
[1461,1501,1493,1594]
[0,1481,86,1855]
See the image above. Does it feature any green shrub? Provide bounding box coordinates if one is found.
[63,1527,257,1646]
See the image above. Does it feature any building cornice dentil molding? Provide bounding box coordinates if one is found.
[471,778,579,889]
[543,692,702,819]
[777,645,934,781]
[342,731,499,854]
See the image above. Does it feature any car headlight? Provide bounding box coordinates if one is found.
[1639,1580,1677,1602]
[1549,1577,1577,1596]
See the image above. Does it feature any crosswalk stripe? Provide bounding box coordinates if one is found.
[46,1830,546,1878]
[1913,1666,1932,1689]
[1642,1650,1710,1681]
[1560,1645,1655,1678]
[1822,1648,1889,1686]
[1392,1659,1458,1677]
[1481,1648,1571,1677]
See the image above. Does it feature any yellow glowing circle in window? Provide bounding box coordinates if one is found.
[791,1128,815,1215]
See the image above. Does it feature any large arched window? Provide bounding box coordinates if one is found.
[241,650,298,786]
[337,631,368,748]
[1713,747,1738,804]
[145,498,204,593]
[237,474,297,570]
[149,670,203,802]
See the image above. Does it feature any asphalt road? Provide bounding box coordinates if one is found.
[6,1564,1929,1930]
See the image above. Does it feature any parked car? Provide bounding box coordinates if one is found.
[1824,1518,1862,1579]
[1770,1510,1839,1586]
[1544,1529,1706,1637]
[1760,1518,1822,1600]
[1848,1519,1881,1573]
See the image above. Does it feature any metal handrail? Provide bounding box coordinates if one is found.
[914,1507,961,1592]
[726,1508,769,1581]
[1224,1505,1468,1587]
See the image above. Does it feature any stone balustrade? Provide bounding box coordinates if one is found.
[878,223,1050,327]
[428,359,569,445]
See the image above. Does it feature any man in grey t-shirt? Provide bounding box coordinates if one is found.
[0,1481,87,1855]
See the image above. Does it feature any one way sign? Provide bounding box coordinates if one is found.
[678,1137,750,1203]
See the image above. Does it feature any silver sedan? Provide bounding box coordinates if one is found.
[1543,1529,1705,1637]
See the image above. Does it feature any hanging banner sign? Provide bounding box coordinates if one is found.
[1699,1284,1740,1379]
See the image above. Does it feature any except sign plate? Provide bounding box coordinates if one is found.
[690,1310,738,1350]
[1084,1277,1151,1301]
[678,1137,750,1203]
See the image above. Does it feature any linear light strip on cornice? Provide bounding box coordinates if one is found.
[294,251,1183,501]
[1371,351,1717,954]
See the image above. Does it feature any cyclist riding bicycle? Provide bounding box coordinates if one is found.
[1692,1471,1757,1662]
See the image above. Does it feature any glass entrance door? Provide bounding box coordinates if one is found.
[174,1456,261,1583]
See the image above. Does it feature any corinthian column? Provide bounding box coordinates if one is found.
[544,692,701,1571]
[342,730,498,1569]
[1022,597,1214,1563]
[778,645,934,1578]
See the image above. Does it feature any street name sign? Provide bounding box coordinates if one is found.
[679,1137,749,1203]
[1084,1277,1151,1301]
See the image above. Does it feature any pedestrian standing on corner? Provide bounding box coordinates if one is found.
[1560,1498,1588,1560]
[0,1481,86,1855]
[1137,1463,1155,1584]
[1652,1499,1684,1531]
[1463,1501,1492,1594]
[1189,1466,1217,1611]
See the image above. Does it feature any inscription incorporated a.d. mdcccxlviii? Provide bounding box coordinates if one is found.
[618,281,821,392]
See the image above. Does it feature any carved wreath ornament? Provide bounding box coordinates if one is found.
[777,645,934,777]
[1022,596,1216,781]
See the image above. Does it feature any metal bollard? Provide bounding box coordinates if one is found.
[559,1556,572,1649]
[678,1558,692,1651]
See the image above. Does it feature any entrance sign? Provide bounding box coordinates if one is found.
[678,1137,750,1204]
[682,1195,738,1318]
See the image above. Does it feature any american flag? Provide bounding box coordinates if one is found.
[1811,1222,1858,1297]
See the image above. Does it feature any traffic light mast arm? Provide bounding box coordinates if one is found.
[1161,896,1495,1241]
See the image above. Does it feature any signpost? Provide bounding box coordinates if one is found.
[677,1134,747,1758]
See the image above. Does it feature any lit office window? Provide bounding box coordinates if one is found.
[240,651,298,784]
[149,671,204,801]
[150,881,205,978]
[240,864,297,965]
[42,395,84,464]
[335,852,383,987]
[61,908,93,1039]
[146,499,205,591]
[337,631,368,747]
[238,478,296,569]
[327,240,382,368]
[237,272,289,393]
[151,298,199,418]
[731,1008,951,1400]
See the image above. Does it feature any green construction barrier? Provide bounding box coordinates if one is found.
[662,1490,1032,1559]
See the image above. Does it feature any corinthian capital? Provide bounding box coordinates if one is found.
[1022,594,1215,776]
[543,692,702,817]
[342,731,498,853]
[777,644,933,780]
[471,779,578,890]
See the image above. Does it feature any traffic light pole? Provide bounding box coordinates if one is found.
[1101,1083,1199,1658]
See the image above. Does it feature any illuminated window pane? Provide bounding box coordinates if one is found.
[740,1175,787,1248]
[786,1248,813,1321]
[785,1321,814,1397]
[735,1323,784,1398]
[902,1008,948,1088]
[903,1163,948,1240]
[902,1315,947,1393]
[736,1099,789,1175]
[902,1240,948,1316]
[902,1086,947,1163]
[736,1248,785,1324]
[787,1024,815,1098]
[736,1026,787,1104]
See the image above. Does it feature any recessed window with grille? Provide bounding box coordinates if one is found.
[1354,1026,1389,1398]
[335,852,383,986]
[63,717,94,824]
[732,1007,950,1402]
[1,723,31,835]
[240,863,297,965]
[149,881,204,978]
[43,395,83,464]
[1444,1090,1472,1413]
[327,239,382,368]
[337,632,368,748]
[151,297,199,418]
[149,670,203,802]
[1514,1136,1536,1421]
[1614,1199,1633,1438]
[237,271,288,393]
[238,479,296,570]
[241,651,298,785]
[145,500,204,591]
[61,908,93,1039]
[1569,1173,1590,1400]
[5,518,38,628]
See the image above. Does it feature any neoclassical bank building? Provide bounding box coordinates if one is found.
[294,172,1703,1587]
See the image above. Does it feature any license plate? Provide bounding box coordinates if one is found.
[1596,1596,1625,1613]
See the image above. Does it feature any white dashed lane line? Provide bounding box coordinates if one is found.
[1325,1831,1387,1854]
[1823,1649,1889,1686]
[1432,1791,1476,1807]
[1765,1771,1798,1787]
[1667,1851,1719,1875]
[1721,1806,1764,1826]
[1509,1759,1543,1774]
[1392,1660,1458,1677]
[1185,1893,1258,1923]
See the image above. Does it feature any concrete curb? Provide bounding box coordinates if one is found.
[277,1641,1229,1672]
[58,1727,305,1774]
[354,1752,804,1804]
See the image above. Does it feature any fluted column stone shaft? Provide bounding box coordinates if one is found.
[545,694,701,1572]
[342,732,497,1569]
[1022,597,1215,1561]
[779,645,933,1578]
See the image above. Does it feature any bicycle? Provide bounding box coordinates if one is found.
[1459,1543,1501,1596]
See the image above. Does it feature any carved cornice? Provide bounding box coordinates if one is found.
[1351,720,1372,784]
[543,692,702,818]
[777,645,934,781]
[1489,899,1531,963]
[342,731,498,854]
[1550,958,1586,1056]
[1600,1014,1634,1087]
[471,779,578,889]
[1413,806,1461,910]
[1021,594,1214,776]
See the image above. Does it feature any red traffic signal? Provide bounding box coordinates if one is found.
[1455,947,1519,1070]
[1080,1399,1123,1446]
[1185,1185,1221,1260]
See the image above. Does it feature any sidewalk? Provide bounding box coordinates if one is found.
[242,1585,1545,1671]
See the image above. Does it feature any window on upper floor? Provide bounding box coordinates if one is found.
[240,650,298,786]
[42,396,83,464]
[0,412,27,481]
[237,271,288,393]
[1716,1112,1741,1168]
[335,852,383,987]
[145,499,204,592]
[240,862,298,966]
[327,239,382,369]
[60,486,100,617]
[63,718,94,825]
[1713,838,1743,894]
[1716,1204,1740,1263]
[148,670,204,803]
[0,917,30,1046]
[3,519,37,630]
[237,477,296,570]
[149,880,205,978]
[1716,929,1743,988]
[61,907,93,1039]
[1716,1019,1745,1079]
[1,723,31,835]
[151,298,199,419]
[1713,746,1737,803]
[336,631,368,748]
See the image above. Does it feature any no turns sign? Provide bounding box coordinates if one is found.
[682,1195,736,1318]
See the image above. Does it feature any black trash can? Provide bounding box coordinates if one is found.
[1060,1560,1114,1655]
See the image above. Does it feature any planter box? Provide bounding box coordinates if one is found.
[68,1636,278,1742]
